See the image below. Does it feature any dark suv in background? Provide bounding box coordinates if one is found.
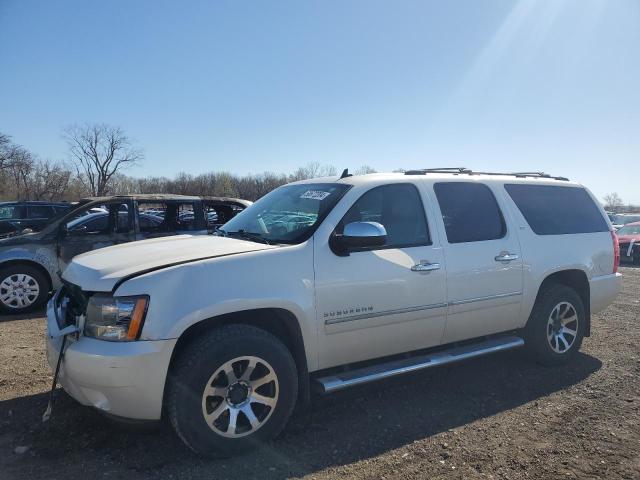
[0,201,72,236]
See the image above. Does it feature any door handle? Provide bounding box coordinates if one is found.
[411,261,441,272]
[495,252,519,262]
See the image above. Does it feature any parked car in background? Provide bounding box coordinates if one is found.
[616,221,640,264]
[608,213,640,230]
[0,195,249,313]
[202,197,252,229]
[46,169,620,456]
[0,201,72,236]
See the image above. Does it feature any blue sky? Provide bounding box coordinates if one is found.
[1,0,639,203]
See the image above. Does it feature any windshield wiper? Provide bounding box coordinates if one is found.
[220,229,271,245]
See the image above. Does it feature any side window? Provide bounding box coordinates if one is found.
[78,215,108,233]
[27,205,54,219]
[137,202,198,233]
[0,206,18,220]
[338,183,430,249]
[504,184,609,235]
[65,203,129,235]
[138,214,162,230]
[115,204,131,233]
[434,182,506,244]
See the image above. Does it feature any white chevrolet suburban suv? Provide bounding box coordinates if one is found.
[46,168,622,455]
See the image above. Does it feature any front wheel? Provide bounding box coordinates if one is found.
[524,284,585,366]
[167,324,298,456]
[0,264,50,314]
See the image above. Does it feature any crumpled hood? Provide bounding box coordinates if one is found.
[63,234,275,291]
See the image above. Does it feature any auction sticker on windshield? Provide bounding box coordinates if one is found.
[300,190,331,200]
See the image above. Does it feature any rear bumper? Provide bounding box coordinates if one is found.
[45,299,176,420]
[590,272,622,315]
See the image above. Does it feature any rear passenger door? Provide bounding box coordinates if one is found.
[432,182,523,343]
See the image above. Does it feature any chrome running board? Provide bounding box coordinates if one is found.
[314,335,525,393]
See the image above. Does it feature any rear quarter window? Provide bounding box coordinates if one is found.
[504,184,609,235]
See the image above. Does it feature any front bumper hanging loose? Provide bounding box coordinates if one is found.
[43,290,78,422]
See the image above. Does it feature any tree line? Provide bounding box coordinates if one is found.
[0,124,376,202]
[1,123,635,210]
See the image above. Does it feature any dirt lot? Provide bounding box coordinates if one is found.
[1,267,638,480]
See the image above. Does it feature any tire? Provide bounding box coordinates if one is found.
[167,324,298,457]
[0,264,50,314]
[524,284,585,366]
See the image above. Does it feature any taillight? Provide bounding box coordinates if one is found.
[611,230,620,274]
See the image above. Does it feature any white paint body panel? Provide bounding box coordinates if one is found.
[47,172,622,420]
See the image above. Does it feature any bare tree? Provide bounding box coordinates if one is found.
[64,124,143,196]
[0,133,31,172]
[289,162,337,181]
[354,165,377,175]
[603,192,623,212]
[0,133,11,170]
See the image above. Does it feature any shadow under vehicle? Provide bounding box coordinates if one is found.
[0,194,250,314]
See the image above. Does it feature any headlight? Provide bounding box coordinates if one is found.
[84,294,149,341]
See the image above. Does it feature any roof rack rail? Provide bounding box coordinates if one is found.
[404,168,569,181]
[404,167,470,175]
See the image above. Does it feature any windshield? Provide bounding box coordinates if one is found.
[617,224,640,235]
[220,183,350,244]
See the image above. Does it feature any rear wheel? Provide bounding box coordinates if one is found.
[0,264,50,314]
[167,324,298,456]
[525,284,585,365]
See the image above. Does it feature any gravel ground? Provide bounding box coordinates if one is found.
[1,267,638,479]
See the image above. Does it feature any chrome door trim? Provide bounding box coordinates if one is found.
[325,302,448,325]
[324,292,522,326]
[448,291,522,306]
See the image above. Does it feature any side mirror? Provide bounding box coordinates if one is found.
[330,221,387,256]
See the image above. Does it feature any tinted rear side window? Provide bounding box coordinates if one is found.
[27,205,55,218]
[504,184,608,235]
[434,182,506,243]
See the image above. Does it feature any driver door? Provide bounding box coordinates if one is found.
[314,183,448,369]
[57,201,135,270]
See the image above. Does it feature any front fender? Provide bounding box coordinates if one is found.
[0,246,59,288]
[113,242,318,370]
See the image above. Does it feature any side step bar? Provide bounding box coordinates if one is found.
[314,335,525,393]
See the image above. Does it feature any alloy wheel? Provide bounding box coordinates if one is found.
[546,301,579,354]
[201,356,279,438]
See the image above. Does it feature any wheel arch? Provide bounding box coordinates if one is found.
[166,307,310,407]
[532,269,591,336]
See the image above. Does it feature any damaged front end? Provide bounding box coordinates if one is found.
[43,282,88,421]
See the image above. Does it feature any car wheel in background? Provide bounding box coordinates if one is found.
[0,264,50,314]
[524,284,585,366]
[167,324,298,456]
